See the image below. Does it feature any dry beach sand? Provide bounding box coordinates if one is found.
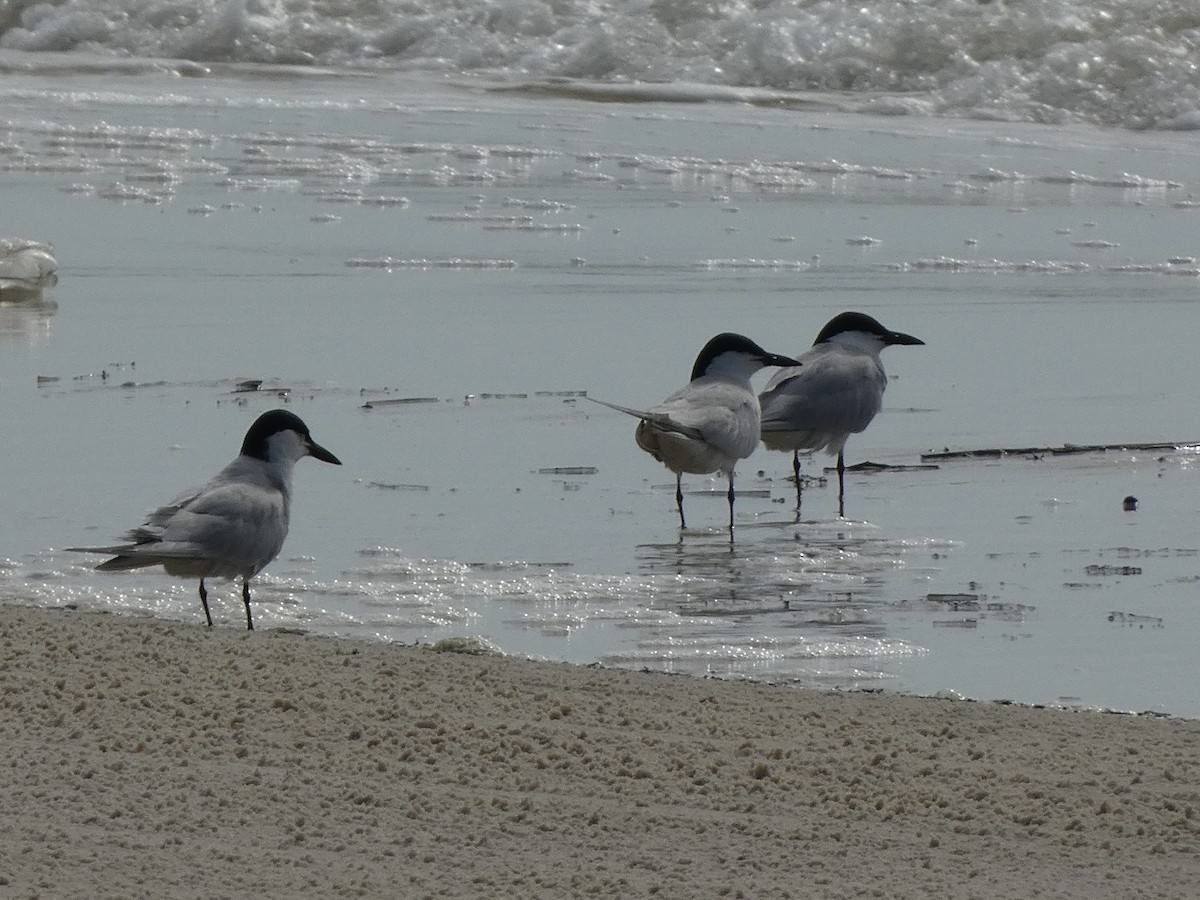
[2,604,1198,899]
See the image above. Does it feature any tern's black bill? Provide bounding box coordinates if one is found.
[308,440,342,465]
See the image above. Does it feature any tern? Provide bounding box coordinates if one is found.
[589,332,800,533]
[759,311,923,517]
[69,409,342,630]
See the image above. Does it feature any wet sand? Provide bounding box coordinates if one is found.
[2,604,1198,899]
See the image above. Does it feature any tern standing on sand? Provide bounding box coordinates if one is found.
[70,409,342,630]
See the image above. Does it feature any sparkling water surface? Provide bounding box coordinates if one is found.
[3,62,1200,715]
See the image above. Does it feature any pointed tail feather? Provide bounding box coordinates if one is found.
[94,555,159,572]
[66,545,157,572]
[65,544,135,556]
[585,396,705,440]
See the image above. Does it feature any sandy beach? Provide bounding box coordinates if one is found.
[1,604,1197,899]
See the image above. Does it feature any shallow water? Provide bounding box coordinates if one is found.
[4,63,1200,715]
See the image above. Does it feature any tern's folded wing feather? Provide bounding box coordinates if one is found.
[75,475,291,578]
[760,351,886,438]
[158,480,289,570]
[138,483,207,533]
[652,379,762,460]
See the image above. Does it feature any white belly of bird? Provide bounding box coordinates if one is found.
[760,428,848,455]
[636,423,734,476]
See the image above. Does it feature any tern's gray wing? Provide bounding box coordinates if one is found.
[759,347,886,444]
[586,396,706,441]
[652,377,762,460]
[78,469,290,579]
[133,482,208,536]
[163,479,288,570]
[66,483,207,558]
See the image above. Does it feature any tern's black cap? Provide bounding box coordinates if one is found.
[814,311,924,347]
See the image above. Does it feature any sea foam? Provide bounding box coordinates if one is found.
[0,0,1198,130]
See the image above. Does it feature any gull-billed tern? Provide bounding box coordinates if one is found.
[590,332,800,534]
[70,408,342,630]
[759,311,923,517]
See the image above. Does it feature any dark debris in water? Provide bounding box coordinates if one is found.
[1085,564,1143,576]
[362,396,440,409]
[906,594,1035,623]
[676,603,791,618]
[1108,611,1164,628]
[834,460,940,473]
[925,592,980,610]
[754,471,827,488]
[923,439,1200,461]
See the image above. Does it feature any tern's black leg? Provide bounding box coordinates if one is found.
[836,450,846,518]
[792,450,803,512]
[198,579,213,627]
[675,473,686,530]
[242,578,255,631]
[727,471,736,539]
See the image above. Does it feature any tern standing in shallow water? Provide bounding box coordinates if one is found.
[70,409,342,630]
[759,311,924,518]
[590,332,800,534]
